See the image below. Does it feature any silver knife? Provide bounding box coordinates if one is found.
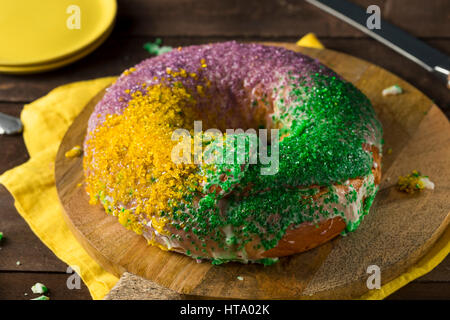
[0,112,23,135]
[306,0,450,87]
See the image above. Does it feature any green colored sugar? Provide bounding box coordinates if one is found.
[159,73,381,264]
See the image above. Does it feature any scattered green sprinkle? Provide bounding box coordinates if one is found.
[143,38,172,56]
[256,258,279,266]
[31,295,49,301]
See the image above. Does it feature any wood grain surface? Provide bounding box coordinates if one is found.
[1,0,449,300]
[54,44,450,299]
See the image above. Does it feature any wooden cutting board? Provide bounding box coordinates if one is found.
[55,43,450,299]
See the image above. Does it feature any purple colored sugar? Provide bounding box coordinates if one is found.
[87,41,335,132]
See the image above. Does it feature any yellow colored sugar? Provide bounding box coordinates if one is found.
[83,82,204,236]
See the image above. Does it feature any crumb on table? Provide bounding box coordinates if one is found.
[397,170,435,194]
[382,85,403,96]
[31,283,48,294]
[65,145,83,158]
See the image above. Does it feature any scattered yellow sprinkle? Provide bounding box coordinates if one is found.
[196,85,204,96]
[386,148,392,155]
[123,67,137,76]
[65,146,83,158]
[397,170,435,194]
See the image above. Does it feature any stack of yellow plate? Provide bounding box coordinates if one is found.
[0,0,117,74]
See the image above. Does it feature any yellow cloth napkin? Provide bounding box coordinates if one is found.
[0,34,448,300]
[296,32,325,49]
[0,77,119,300]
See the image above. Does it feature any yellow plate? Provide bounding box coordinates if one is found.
[0,22,113,74]
[0,0,117,66]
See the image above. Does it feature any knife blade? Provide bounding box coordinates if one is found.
[306,0,450,86]
[0,112,23,135]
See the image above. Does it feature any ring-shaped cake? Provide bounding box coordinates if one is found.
[83,42,382,265]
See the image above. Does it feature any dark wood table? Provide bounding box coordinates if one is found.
[0,0,449,300]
